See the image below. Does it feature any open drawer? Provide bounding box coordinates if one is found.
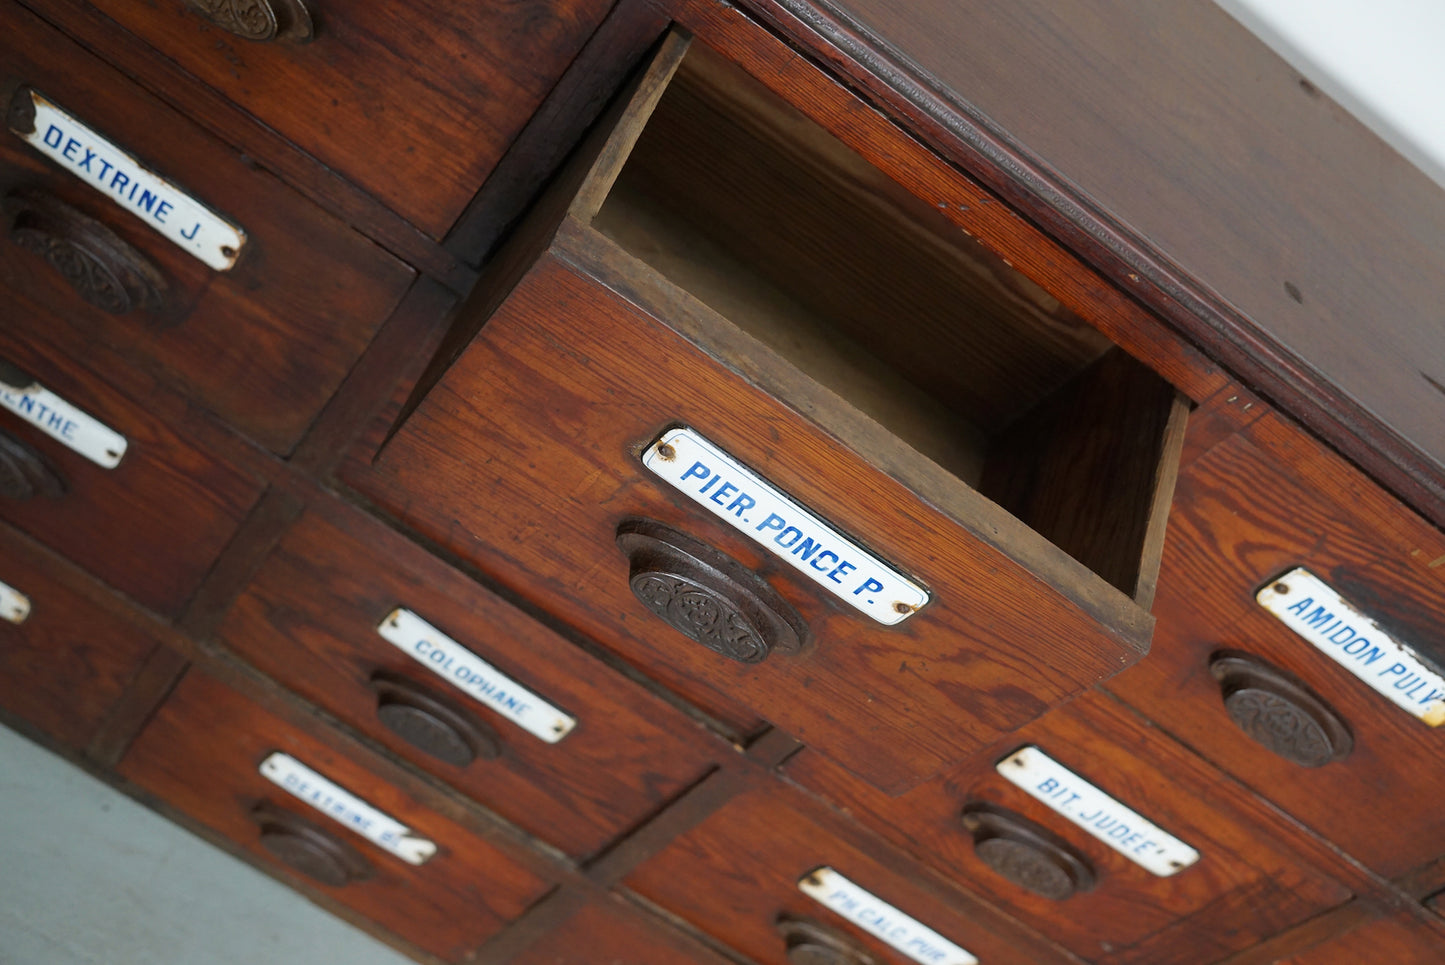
[349,31,1188,793]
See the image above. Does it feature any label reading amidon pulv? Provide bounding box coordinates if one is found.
[258,752,437,865]
[11,90,247,270]
[799,867,977,965]
[998,746,1200,877]
[377,608,577,743]
[0,376,126,468]
[1258,567,1445,726]
[642,427,929,625]
[0,579,30,624]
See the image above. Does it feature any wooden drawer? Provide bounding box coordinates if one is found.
[72,0,617,239]
[0,309,261,615]
[1278,913,1445,965]
[783,690,1352,965]
[511,896,737,965]
[623,780,1074,965]
[1105,412,1445,878]
[0,518,159,748]
[117,670,553,962]
[0,2,415,453]
[350,32,1186,792]
[215,496,720,859]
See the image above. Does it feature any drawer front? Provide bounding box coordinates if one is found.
[0,312,261,615]
[783,691,1351,965]
[1280,913,1445,965]
[117,670,552,961]
[1,3,415,453]
[0,519,158,748]
[78,0,616,239]
[1105,413,1445,877]
[511,898,734,965]
[624,782,1073,965]
[215,498,720,858]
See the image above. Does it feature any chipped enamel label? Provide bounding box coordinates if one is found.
[258,753,437,865]
[0,378,126,468]
[0,580,30,624]
[1258,567,1445,726]
[12,91,247,270]
[799,867,977,965]
[377,608,576,743]
[642,427,929,624]
[998,746,1200,877]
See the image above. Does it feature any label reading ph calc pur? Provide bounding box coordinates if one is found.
[799,867,977,965]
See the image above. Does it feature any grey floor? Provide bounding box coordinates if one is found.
[0,725,413,965]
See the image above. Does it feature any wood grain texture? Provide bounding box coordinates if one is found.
[118,670,554,962]
[624,779,1082,965]
[66,0,616,239]
[1275,912,1445,965]
[783,690,1352,965]
[0,3,415,453]
[507,895,741,965]
[0,293,263,615]
[1105,412,1445,878]
[85,642,189,766]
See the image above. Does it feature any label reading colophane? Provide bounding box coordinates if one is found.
[799,867,977,965]
[642,427,928,625]
[1258,567,1445,726]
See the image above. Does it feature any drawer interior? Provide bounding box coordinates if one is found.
[584,39,1186,605]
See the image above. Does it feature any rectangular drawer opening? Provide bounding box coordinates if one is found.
[582,38,1186,607]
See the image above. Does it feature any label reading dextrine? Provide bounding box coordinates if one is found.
[1258,567,1445,726]
[798,867,977,965]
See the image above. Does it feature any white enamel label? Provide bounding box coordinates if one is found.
[799,867,977,965]
[0,580,31,624]
[13,91,247,270]
[998,746,1200,877]
[0,378,126,468]
[377,608,576,743]
[1258,567,1445,726]
[642,427,929,624]
[258,753,436,865]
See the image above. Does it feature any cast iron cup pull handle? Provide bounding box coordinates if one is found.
[961,802,1097,901]
[369,671,502,768]
[776,916,880,965]
[186,0,315,43]
[251,802,372,887]
[616,518,809,664]
[1209,650,1353,767]
[0,428,66,501]
[4,188,166,315]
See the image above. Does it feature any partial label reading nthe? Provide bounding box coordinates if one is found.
[1258,567,1445,726]
[798,867,977,965]
[376,608,576,743]
[0,377,126,468]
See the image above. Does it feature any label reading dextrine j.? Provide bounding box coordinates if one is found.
[1258,567,1445,726]
[642,427,929,625]
[799,867,977,965]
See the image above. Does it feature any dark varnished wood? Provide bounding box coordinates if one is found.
[504,895,739,965]
[214,499,721,859]
[85,643,189,766]
[960,802,1096,901]
[0,3,415,452]
[118,670,554,962]
[783,691,1352,965]
[1273,912,1445,965]
[1209,652,1354,768]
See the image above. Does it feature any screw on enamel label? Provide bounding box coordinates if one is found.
[0,580,30,624]
[798,867,978,965]
[376,608,576,743]
[11,90,247,270]
[642,427,928,625]
[997,746,1200,877]
[0,377,127,468]
[258,753,437,865]
[1258,567,1445,726]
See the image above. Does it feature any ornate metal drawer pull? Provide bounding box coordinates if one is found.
[1209,651,1353,767]
[186,0,314,44]
[251,802,372,887]
[0,428,66,501]
[4,189,166,315]
[776,916,880,965]
[369,671,502,768]
[961,802,1097,901]
[617,518,809,664]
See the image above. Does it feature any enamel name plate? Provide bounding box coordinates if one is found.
[258,753,437,865]
[1258,567,1445,726]
[12,90,247,270]
[642,427,929,625]
[0,378,126,468]
[377,608,576,743]
[0,580,30,624]
[799,867,977,965]
[999,746,1200,877]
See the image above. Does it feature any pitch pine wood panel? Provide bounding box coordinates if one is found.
[0,2,415,453]
[1277,912,1445,965]
[509,897,735,965]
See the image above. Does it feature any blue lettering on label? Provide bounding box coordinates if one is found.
[1287,597,1392,670]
